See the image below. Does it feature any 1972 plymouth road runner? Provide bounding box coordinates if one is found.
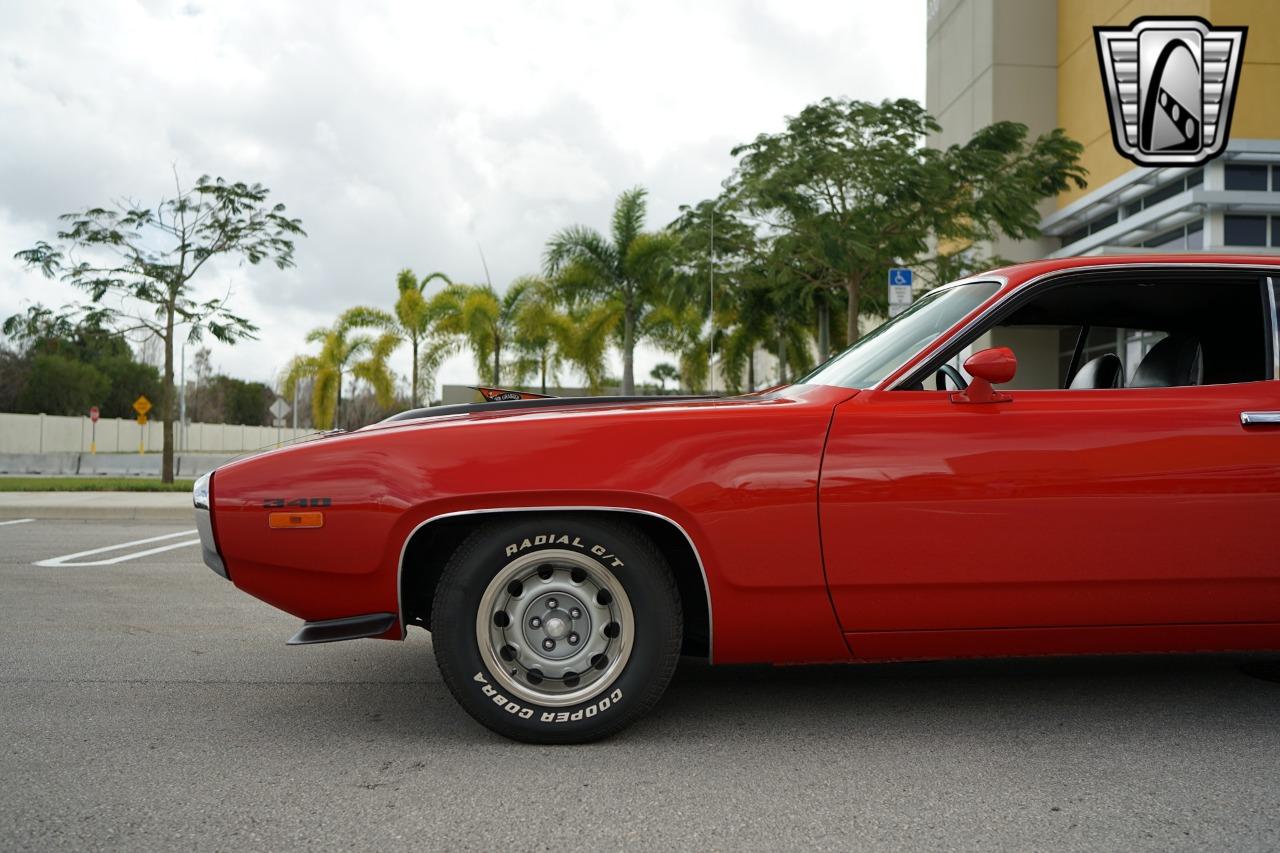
[194,255,1280,742]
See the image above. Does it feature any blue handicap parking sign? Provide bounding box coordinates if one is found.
[888,268,913,287]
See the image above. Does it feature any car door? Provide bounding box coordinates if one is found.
[818,272,1280,636]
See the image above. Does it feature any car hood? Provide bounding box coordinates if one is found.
[354,385,842,434]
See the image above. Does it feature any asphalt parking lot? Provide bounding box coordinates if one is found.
[2,519,1279,851]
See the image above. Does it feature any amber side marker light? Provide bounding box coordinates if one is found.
[268,511,324,529]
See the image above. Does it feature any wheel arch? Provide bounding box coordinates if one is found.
[398,507,713,660]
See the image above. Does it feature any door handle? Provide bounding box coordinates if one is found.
[1241,411,1280,425]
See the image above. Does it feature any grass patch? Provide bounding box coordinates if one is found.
[0,477,195,492]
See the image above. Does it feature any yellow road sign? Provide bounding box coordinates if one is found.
[133,395,152,417]
[136,414,148,425]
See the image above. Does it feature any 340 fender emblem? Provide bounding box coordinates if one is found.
[263,497,332,508]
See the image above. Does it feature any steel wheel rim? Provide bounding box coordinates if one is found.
[476,549,635,707]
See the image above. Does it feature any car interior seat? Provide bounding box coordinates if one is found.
[1068,353,1124,389]
[1129,335,1203,388]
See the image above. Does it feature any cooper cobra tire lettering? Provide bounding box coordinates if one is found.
[472,671,621,723]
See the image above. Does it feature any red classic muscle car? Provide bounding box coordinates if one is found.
[194,255,1280,742]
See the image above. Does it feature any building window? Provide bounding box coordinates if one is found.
[1186,219,1204,249]
[1059,169,1211,251]
[1141,219,1204,249]
[1224,215,1268,246]
[1145,226,1185,249]
[1145,180,1183,207]
[1225,164,1269,191]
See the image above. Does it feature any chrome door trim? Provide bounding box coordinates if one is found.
[863,275,1007,392]
[395,505,715,662]
[1241,412,1280,425]
[881,262,1280,391]
[1268,276,1279,381]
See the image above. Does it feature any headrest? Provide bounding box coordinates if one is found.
[1069,353,1123,389]
[1129,335,1203,388]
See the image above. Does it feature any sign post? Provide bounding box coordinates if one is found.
[132,395,151,455]
[88,406,99,454]
[269,397,291,445]
[887,268,914,318]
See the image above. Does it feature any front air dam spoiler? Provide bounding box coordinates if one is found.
[287,613,398,645]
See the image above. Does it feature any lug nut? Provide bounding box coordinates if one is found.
[546,598,558,609]
[569,608,581,619]
[542,638,555,651]
[530,616,542,629]
[568,633,579,645]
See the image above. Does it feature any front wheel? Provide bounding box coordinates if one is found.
[431,515,683,743]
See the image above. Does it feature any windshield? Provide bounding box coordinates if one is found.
[799,280,1002,389]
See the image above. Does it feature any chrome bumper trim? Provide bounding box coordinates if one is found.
[194,507,227,579]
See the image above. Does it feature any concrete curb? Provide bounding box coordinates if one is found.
[0,493,194,522]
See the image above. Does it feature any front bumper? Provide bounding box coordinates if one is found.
[194,506,228,579]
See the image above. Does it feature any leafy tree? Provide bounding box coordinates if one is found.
[649,362,679,393]
[17,354,109,416]
[724,97,1085,344]
[0,345,25,412]
[96,355,162,419]
[11,173,304,481]
[2,305,162,417]
[283,307,396,430]
[394,268,453,407]
[544,187,678,395]
[205,375,273,426]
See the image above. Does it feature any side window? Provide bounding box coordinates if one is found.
[928,274,1271,391]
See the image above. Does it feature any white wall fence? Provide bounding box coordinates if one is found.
[0,412,309,454]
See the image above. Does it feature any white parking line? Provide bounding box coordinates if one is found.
[35,530,200,567]
[0,518,35,526]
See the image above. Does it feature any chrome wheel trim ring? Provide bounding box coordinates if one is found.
[475,549,635,707]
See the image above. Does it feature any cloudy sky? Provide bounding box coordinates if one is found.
[0,0,924,398]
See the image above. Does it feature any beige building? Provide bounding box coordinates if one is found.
[927,0,1280,259]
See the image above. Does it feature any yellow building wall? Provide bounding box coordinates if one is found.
[1056,0,1280,207]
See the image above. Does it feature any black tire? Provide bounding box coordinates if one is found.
[431,514,682,743]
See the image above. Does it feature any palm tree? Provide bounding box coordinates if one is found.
[650,362,678,393]
[394,268,452,407]
[430,282,527,386]
[670,199,830,393]
[510,276,572,394]
[544,187,676,395]
[647,300,711,393]
[559,302,618,394]
[282,307,396,429]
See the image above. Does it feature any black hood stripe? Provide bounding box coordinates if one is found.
[379,395,721,423]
